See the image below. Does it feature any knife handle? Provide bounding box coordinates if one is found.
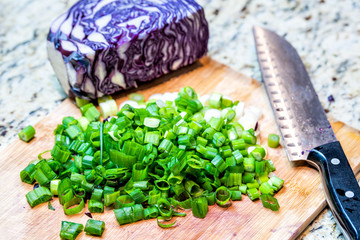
[307,141,360,240]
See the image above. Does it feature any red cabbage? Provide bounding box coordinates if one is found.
[47,0,209,99]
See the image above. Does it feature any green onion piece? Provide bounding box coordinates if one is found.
[242,173,255,183]
[48,201,55,211]
[211,155,228,173]
[114,204,144,225]
[65,125,82,140]
[58,178,73,205]
[239,184,247,194]
[104,191,120,207]
[196,136,208,147]
[255,160,266,174]
[20,164,36,184]
[84,219,105,236]
[51,144,70,163]
[75,97,90,108]
[50,179,61,195]
[265,159,276,172]
[268,133,280,148]
[144,206,159,219]
[26,186,52,208]
[88,200,104,213]
[269,176,284,191]
[209,117,223,131]
[132,163,148,181]
[144,117,161,128]
[260,194,280,211]
[246,182,259,189]
[221,108,236,121]
[158,139,174,153]
[259,182,275,195]
[251,147,266,161]
[215,186,232,207]
[115,195,135,209]
[63,197,85,215]
[70,172,85,186]
[90,189,103,202]
[191,197,208,219]
[247,188,260,201]
[244,157,255,172]
[221,97,233,109]
[60,221,84,240]
[185,180,202,197]
[230,191,242,201]
[129,93,145,102]
[173,211,186,217]
[168,173,185,186]
[242,132,257,146]
[212,132,226,147]
[132,180,150,190]
[129,188,148,204]
[84,104,100,122]
[157,216,176,228]
[226,173,242,187]
[157,198,173,218]
[231,139,246,151]
[148,189,161,205]
[203,191,216,205]
[155,179,170,191]
[144,131,160,146]
[18,125,36,142]
[209,92,222,109]
[100,99,118,118]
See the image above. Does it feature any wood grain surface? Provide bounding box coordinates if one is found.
[0,57,359,240]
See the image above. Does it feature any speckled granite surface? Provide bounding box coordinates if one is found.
[0,0,359,239]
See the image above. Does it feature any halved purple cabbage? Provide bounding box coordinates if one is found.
[47,0,209,99]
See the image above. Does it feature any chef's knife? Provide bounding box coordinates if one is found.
[253,26,360,240]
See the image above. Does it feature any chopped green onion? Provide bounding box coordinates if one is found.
[19,86,284,232]
[144,206,159,219]
[85,219,105,236]
[20,164,36,184]
[114,204,144,225]
[230,191,242,201]
[100,99,118,118]
[209,92,222,109]
[144,117,161,128]
[268,133,280,148]
[157,198,173,218]
[269,176,284,191]
[26,186,52,208]
[19,125,36,142]
[88,200,104,213]
[48,201,55,211]
[129,93,145,102]
[247,188,260,201]
[115,195,135,209]
[157,216,176,228]
[50,179,61,195]
[260,194,280,211]
[60,221,84,240]
[63,197,85,215]
[75,97,90,108]
[215,186,232,207]
[191,197,208,218]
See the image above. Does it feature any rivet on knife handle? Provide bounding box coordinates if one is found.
[253,26,360,240]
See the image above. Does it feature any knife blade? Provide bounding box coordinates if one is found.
[253,26,360,240]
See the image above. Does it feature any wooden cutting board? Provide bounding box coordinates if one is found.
[0,57,359,240]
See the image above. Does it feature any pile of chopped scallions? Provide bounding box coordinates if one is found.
[20,86,283,238]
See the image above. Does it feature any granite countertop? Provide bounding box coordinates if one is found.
[1,0,359,239]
